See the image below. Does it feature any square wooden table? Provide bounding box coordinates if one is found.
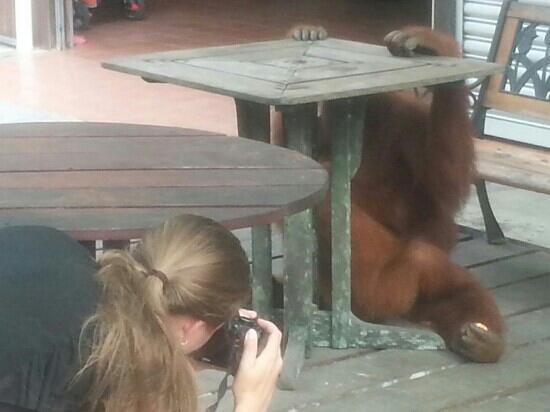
[104,38,503,388]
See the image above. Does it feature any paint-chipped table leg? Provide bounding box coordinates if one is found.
[235,99,274,319]
[278,104,318,390]
[325,97,445,350]
[310,310,444,349]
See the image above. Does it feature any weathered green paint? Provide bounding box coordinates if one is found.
[235,99,273,319]
[326,97,367,348]
[322,97,447,351]
[250,225,273,318]
[310,310,445,350]
[278,104,318,389]
[277,325,308,391]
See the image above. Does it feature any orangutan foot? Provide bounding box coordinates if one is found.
[451,322,505,363]
[384,29,437,57]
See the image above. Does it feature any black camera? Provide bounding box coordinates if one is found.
[194,315,264,375]
[225,316,264,374]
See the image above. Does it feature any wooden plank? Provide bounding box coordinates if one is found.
[205,349,458,411]
[0,206,283,240]
[0,185,327,209]
[290,58,423,83]
[482,17,515,115]
[103,56,287,105]
[111,38,306,61]
[472,251,550,289]
[269,349,459,411]
[508,2,550,23]
[0,136,324,171]
[451,236,536,267]
[281,59,502,104]
[477,160,550,194]
[459,383,550,412]
[260,56,329,70]
[199,46,306,64]
[491,272,550,317]
[475,139,550,166]
[319,38,396,57]
[305,42,422,65]
[306,43,391,63]
[305,340,550,412]
[0,122,216,138]
[185,58,293,83]
[0,135,235,155]
[506,306,550,347]
[0,169,327,189]
[475,138,550,194]
[483,86,550,121]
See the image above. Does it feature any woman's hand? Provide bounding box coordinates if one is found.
[232,318,283,412]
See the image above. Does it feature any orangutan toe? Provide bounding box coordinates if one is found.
[452,322,505,363]
[384,30,418,57]
[292,26,328,41]
[384,29,438,57]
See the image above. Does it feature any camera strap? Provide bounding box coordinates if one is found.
[205,372,230,412]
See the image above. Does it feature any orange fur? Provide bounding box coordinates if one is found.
[312,27,505,361]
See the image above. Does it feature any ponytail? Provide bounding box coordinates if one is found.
[77,250,198,412]
[75,214,251,412]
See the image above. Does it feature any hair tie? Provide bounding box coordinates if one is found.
[147,269,169,285]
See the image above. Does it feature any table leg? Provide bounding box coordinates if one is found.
[278,103,318,390]
[235,99,273,319]
[79,241,97,258]
[325,97,444,350]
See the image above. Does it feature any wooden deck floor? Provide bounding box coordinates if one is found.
[197,229,550,411]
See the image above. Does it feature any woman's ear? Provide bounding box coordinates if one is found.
[169,315,218,354]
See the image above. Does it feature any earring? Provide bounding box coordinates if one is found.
[180,339,188,347]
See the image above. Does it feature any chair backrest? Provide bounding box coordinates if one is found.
[473,0,550,132]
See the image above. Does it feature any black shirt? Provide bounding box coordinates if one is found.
[0,226,99,412]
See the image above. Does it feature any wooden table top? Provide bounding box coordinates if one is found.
[103,38,503,105]
[0,122,328,241]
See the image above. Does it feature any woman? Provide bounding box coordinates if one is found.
[0,214,282,412]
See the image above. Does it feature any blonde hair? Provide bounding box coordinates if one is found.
[76,214,251,412]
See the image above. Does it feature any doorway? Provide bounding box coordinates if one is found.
[0,0,16,47]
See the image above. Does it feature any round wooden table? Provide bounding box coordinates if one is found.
[0,122,327,240]
[0,121,329,390]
